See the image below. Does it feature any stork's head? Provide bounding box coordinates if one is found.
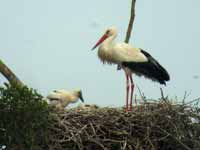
[105,26,117,37]
[92,26,118,50]
[74,89,84,103]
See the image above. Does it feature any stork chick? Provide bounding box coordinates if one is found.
[78,104,99,111]
[47,89,84,109]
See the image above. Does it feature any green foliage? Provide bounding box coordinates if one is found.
[0,83,50,149]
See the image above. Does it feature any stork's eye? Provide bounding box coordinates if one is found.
[106,30,110,34]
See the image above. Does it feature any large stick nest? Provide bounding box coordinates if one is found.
[46,101,200,150]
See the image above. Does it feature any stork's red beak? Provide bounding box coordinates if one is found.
[92,34,108,50]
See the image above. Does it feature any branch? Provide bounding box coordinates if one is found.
[124,0,136,43]
[0,59,23,86]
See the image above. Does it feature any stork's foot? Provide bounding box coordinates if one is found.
[125,106,133,112]
[129,105,133,112]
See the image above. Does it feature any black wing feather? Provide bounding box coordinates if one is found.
[122,49,170,85]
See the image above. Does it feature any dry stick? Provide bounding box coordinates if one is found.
[182,91,191,104]
[182,91,187,104]
[136,85,146,103]
[68,124,88,141]
[122,137,127,150]
[160,88,164,99]
[134,94,137,106]
[184,97,200,106]
[0,59,23,86]
[157,127,192,150]
[160,87,167,102]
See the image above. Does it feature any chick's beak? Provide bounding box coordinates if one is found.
[79,92,84,103]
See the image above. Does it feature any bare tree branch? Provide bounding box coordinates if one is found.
[125,0,136,43]
[0,59,23,86]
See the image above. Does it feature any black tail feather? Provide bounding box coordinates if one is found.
[122,49,170,85]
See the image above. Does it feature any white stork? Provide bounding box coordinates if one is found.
[92,26,170,112]
[47,89,84,109]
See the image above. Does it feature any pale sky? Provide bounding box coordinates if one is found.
[0,0,199,106]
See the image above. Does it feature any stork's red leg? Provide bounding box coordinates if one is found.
[129,75,134,112]
[125,73,129,112]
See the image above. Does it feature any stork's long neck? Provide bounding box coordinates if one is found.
[100,34,116,50]
[98,34,117,64]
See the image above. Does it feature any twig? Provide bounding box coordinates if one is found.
[182,91,187,104]
[89,122,97,136]
[89,138,106,150]
[68,124,88,141]
[0,128,5,131]
[184,97,200,106]
[160,88,167,102]
[157,127,192,150]
[136,85,146,103]
[122,137,127,150]
[160,88,164,99]
[182,91,191,104]
[134,94,137,106]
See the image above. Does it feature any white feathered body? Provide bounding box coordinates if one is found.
[98,42,148,65]
[47,90,80,108]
